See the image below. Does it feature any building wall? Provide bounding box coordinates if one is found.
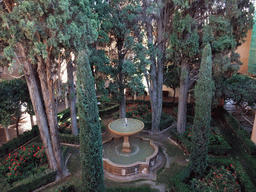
[236,29,252,74]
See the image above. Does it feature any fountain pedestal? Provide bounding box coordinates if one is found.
[122,136,131,153]
[108,118,144,153]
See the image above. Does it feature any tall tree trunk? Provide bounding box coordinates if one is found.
[15,114,21,138]
[177,60,189,134]
[3,126,10,142]
[173,88,176,102]
[19,42,68,179]
[146,18,164,134]
[117,37,126,119]
[119,74,126,119]
[68,61,78,136]
[30,114,34,127]
[37,55,69,179]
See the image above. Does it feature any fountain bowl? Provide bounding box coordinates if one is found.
[108,118,144,136]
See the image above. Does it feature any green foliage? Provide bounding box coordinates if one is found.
[170,125,231,156]
[124,103,174,131]
[225,74,256,106]
[0,145,47,185]
[223,111,256,155]
[0,79,32,126]
[77,51,105,191]
[190,164,240,191]
[171,158,256,192]
[163,64,180,91]
[0,126,39,158]
[59,134,80,145]
[190,44,214,176]
[106,186,152,192]
[91,0,144,111]
[7,169,56,192]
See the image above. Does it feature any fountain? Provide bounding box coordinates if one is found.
[102,118,160,178]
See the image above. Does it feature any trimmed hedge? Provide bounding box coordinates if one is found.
[59,134,79,145]
[141,113,174,131]
[106,186,152,192]
[170,158,256,192]
[170,126,231,155]
[99,103,119,117]
[223,110,256,155]
[54,183,76,192]
[0,125,39,158]
[57,103,119,123]
[7,169,56,192]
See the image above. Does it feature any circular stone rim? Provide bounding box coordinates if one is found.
[108,118,144,136]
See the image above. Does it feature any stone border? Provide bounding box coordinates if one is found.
[103,136,160,177]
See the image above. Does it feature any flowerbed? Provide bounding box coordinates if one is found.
[170,158,255,192]
[0,144,47,185]
[170,126,231,155]
[190,164,241,191]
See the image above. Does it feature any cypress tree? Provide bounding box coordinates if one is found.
[76,50,105,191]
[190,43,214,177]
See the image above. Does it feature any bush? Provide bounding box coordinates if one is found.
[124,103,174,131]
[0,126,40,158]
[106,186,152,192]
[170,126,231,155]
[54,183,76,192]
[59,134,80,145]
[7,169,56,192]
[170,158,255,192]
[223,110,256,155]
[0,145,47,185]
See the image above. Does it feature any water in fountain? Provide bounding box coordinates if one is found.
[103,137,155,165]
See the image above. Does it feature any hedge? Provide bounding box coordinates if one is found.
[7,169,56,192]
[59,134,80,145]
[223,110,256,155]
[99,103,119,117]
[106,186,152,192]
[57,103,119,123]
[169,126,231,155]
[170,157,256,192]
[126,99,181,109]
[0,125,39,158]
[141,114,174,131]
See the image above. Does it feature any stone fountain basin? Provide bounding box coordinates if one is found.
[108,118,144,136]
[102,137,159,176]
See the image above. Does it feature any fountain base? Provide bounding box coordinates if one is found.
[103,136,159,177]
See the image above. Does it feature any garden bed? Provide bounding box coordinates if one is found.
[223,110,256,156]
[169,125,231,156]
[170,157,255,192]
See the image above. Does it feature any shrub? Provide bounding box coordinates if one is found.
[8,169,56,192]
[190,165,240,191]
[106,186,152,192]
[54,183,76,192]
[170,126,231,155]
[0,145,47,185]
[223,110,256,155]
[0,126,39,158]
[59,134,80,145]
[125,103,174,131]
[170,158,255,192]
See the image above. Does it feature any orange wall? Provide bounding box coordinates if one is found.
[236,29,252,74]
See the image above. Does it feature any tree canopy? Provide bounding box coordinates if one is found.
[0,78,31,127]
